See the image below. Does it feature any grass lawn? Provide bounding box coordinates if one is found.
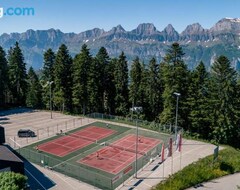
[153,146,240,190]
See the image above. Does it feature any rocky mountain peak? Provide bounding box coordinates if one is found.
[181,23,205,35]
[180,23,208,41]
[21,29,36,39]
[163,24,176,34]
[162,24,179,41]
[223,17,240,23]
[210,17,240,32]
[132,23,157,35]
[110,25,126,33]
[1,18,240,70]
[78,28,105,39]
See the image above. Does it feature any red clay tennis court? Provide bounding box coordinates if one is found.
[79,134,161,174]
[37,126,116,157]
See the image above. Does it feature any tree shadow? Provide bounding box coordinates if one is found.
[0,117,11,125]
[24,160,56,190]
[7,145,56,190]
[0,108,36,117]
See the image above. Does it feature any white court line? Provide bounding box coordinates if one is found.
[39,135,91,156]
[58,141,91,157]
[111,153,136,174]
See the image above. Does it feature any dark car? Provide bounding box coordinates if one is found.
[17,129,36,138]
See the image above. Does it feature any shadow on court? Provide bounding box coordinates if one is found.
[7,145,56,190]
[24,160,56,190]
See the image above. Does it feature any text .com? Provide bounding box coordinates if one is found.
[0,7,35,18]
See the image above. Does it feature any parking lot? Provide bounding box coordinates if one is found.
[0,108,90,147]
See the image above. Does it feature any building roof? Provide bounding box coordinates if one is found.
[0,145,23,163]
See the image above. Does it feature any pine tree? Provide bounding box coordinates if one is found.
[72,44,92,114]
[53,44,72,112]
[88,58,101,112]
[26,67,42,108]
[88,47,109,113]
[165,42,185,64]
[138,63,149,119]
[105,58,117,114]
[160,43,189,129]
[0,46,8,107]
[233,80,240,147]
[41,48,55,109]
[129,57,142,107]
[145,58,163,120]
[114,52,129,116]
[209,55,239,144]
[42,48,55,82]
[187,62,211,138]
[8,42,27,106]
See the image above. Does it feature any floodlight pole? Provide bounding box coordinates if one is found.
[131,101,134,120]
[173,92,180,141]
[135,118,138,178]
[48,81,54,119]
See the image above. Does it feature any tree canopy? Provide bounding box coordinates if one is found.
[0,172,27,190]
[1,42,240,148]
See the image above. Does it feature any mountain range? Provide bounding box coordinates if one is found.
[1,17,240,70]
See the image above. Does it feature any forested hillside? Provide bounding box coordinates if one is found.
[1,42,240,147]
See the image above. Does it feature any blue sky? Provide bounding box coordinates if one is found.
[0,0,239,34]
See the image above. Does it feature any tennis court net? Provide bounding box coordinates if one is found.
[105,142,146,156]
[67,133,97,143]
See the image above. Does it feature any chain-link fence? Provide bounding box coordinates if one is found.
[87,112,182,136]
[6,113,180,190]
[13,134,162,190]
[15,145,113,189]
[10,126,166,189]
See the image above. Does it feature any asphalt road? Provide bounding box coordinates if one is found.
[187,173,240,190]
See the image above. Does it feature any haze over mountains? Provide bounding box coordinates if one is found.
[1,17,240,70]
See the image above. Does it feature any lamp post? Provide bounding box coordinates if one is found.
[173,92,180,140]
[135,118,138,178]
[48,81,54,119]
[131,106,142,178]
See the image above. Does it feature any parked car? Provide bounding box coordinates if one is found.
[17,129,36,138]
